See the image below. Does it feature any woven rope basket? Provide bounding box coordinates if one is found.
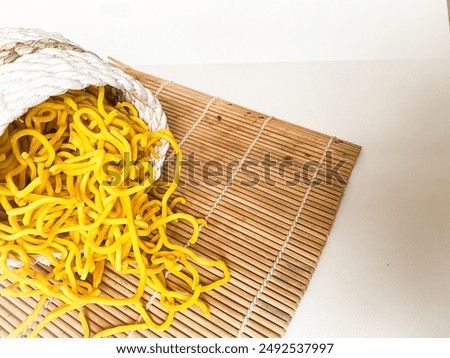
[0,27,169,178]
[0,28,169,268]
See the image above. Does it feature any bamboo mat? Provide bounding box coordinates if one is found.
[0,62,361,338]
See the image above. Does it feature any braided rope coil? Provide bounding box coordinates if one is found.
[0,27,169,178]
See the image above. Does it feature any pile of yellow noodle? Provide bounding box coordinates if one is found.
[0,87,229,338]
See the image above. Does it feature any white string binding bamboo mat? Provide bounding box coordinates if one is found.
[0,60,361,338]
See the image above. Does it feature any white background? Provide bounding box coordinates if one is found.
[0,0,449,64]
[1,0,450,338]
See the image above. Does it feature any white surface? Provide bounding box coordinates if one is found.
[0,0,449,64]
[135,59,450,337]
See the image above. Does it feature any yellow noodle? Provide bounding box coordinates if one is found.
[78,310,90,338]
[27,303,82,338]
[0,86,230,338]
[6,295,47,338]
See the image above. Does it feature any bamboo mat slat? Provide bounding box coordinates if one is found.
[0,61,361,338]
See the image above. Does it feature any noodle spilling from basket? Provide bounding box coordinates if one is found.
[0,87,230,338]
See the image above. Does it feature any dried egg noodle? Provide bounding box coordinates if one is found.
[0,87,230,338]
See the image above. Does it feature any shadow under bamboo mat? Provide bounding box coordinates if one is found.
[0,62,361,338]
